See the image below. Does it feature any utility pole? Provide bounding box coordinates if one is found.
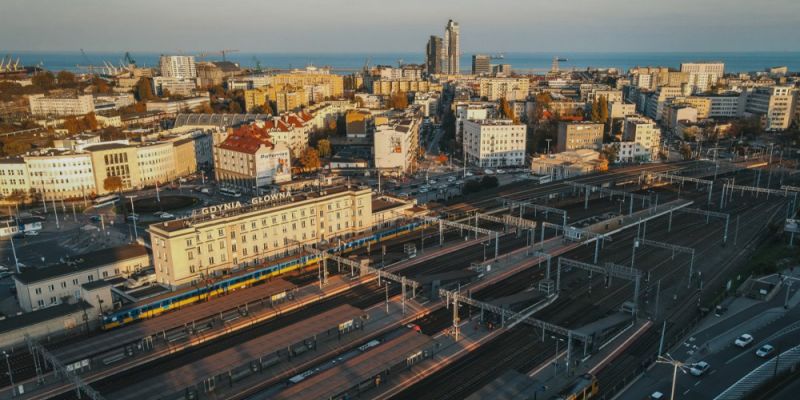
[52,197,59,229]
[126,195,138,241]
[656,354,686,400]
[5,220,19,273]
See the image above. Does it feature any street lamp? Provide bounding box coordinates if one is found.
[482,242,490,261]
[655,353,688,400]
[3,351,14,397]
[545,139,552,155]
[126,195,138,241]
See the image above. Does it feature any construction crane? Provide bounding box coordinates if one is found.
[123,52,136,66]
[75,48,104,75]
[197,49,240,62]
[252,56,263,73]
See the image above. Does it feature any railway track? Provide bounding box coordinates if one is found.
[390,168,790,399]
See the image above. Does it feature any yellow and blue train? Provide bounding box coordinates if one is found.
[101,220,426,330]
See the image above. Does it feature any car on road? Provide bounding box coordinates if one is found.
[690,361,710,376]
[419,188,429,193]
[755,344,775,358]
[650,391,665,399]
[23,230,39,237]
[428,179,437,184]
[465,171,474,177]
[496,168,505,174]
[447,176,456,183]
[159,213,175,220]
[734,334,754,348]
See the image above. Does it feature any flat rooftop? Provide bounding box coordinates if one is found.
[110,304,363,399]
[0,301,92,335]
[273,329,435,400]
[466,369,544,400]
[54,278,296,363]
[152,186,362,233]
[15,244,149,284]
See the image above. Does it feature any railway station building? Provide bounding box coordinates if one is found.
[149,186,381,289]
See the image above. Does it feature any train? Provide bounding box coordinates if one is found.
[556,373,599,400]
[100,220,427,330]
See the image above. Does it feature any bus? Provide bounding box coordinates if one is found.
[219,187,242,198]
[93,194,120,208]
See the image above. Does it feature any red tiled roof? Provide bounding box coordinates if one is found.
[218,124,275,154]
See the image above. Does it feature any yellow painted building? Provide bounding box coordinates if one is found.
[148,186,373,288]
[244,84,308,113]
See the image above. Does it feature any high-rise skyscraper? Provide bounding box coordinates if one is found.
[472,54,490,75]
[444,19,460,75]
[426,36,444,75]
[159,55,197,79]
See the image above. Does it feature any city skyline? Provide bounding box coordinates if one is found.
[2,0,800,53]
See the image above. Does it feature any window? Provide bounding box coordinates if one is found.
[188,251,194,260]
[37,299,45,308]
[87,274,94,282]
[35,287,42,295]
[50,297,57,305]
[48,284,55,292]
[72,278,79,286]
[186,239,193,246]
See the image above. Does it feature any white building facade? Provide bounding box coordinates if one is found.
[463,119,527,167]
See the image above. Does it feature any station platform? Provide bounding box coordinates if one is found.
[108,305,366,400]
[52,278,296,363]
[272,329,437,400]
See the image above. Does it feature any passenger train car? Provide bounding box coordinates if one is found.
[101,220,426,329]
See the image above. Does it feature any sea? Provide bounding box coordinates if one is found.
[6,51,800,74]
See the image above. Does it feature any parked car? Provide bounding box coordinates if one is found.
[755,344,775,358]
[428,179,437,184]
[159,213,175,220]
[484,169,495,175]
[23,230,39,237]
[690,361,710,376]
[734,334,754,348]
[465,171,474,177]
[447,176,457,182]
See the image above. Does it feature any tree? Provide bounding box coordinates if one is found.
[92,77,112,94]
[316,139,332,157]
[31,72,55,90]
[134,77,155,101]
[600,144,619,164]
[3,141,31,156]
[597,95,609,124]
[679,143,693,160]
[193,103,214,114]
[590,99,601,122]
[63,116,81,133]
[103,176,123,193]
[83,112,98,130]
[298,148,321,171]
[56,71,76,87]
[499,98,512,119]
[227,100,242,113]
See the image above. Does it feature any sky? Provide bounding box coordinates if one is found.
[2,0,799,53]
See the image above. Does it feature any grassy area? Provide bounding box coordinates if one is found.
[743,238,800,276]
